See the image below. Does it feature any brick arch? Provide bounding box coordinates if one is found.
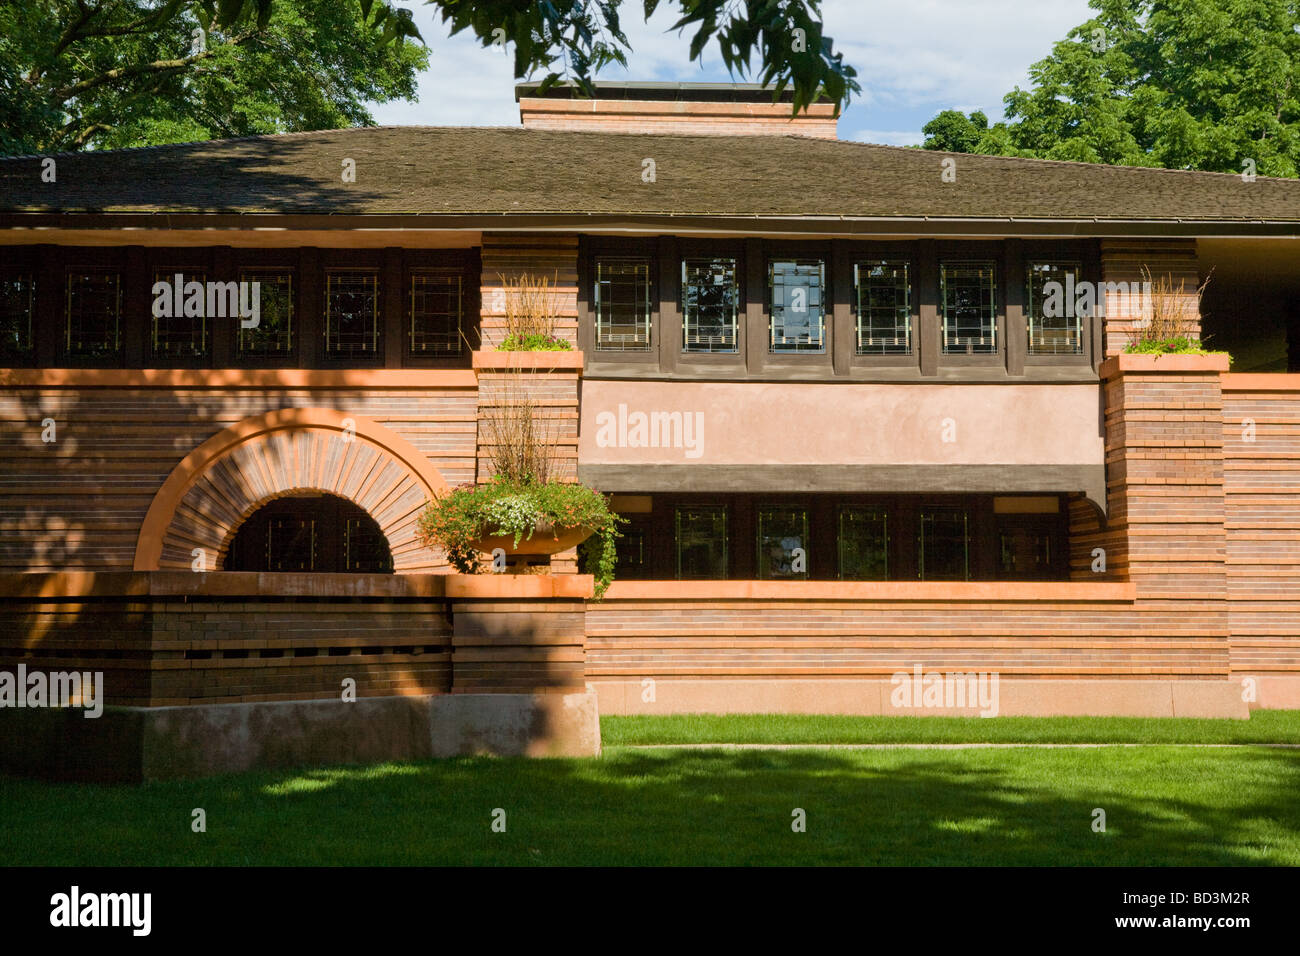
[133,408,450,572]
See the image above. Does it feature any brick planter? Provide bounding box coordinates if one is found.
[1099,353,1231,376]
[472,350,585,370]
[1099,350,1228,615]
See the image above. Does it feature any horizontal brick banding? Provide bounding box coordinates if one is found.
[0,572,594,704]
[518,97,838,139]
[1099,240,1202,356]
[479,233,579,349]
[1223,378,1300,677]
[0,388,477,572]
[450,601,588,693]
[0,593,452,707]
[585,589,1226,679]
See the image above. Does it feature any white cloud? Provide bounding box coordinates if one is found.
[371,12,520,126]
[849,129,925,147]
[371,0,1095,143]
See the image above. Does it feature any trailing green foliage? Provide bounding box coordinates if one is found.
[416,475,624,597]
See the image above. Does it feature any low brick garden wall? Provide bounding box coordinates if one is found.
[0,571,592,707]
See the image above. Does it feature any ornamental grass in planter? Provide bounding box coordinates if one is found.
[416,371,623,597]
[1123,266,1227,358]
[496,271,573,351]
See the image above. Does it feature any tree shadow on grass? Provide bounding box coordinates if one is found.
[3,745,1299,866]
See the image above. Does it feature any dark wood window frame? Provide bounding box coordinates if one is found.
[62,265,125,367]
[837,503,891,581]
[580,236,1100,382]
[678,239,746,368]
[4,245,48,367]
[767,256,829,357]
[147,263,213,367]
[0,269,36,366]
[606,492,1067,582]
[235,266,298,366]
[404,251,479,369]
[674,501,730,580]
[1020,239,1098,370]
[936,241,1004,368]
[761,241,834,371]
[578,236,659,363]
[9,244,481,371]
[406,267,469,363]
[322,261,384,367]
[755,502,812,580]
[849,242,919,370]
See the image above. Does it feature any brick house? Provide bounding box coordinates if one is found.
[2,81,1300,774]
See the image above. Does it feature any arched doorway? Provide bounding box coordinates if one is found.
[222,493,394,573]
[134,408,452,572]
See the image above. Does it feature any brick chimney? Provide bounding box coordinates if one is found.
[516,81,837,139]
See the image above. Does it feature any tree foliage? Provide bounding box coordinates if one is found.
[431,0,857,116]
[921,0,1300,176]
[2,0,427,154]
[921,109,989,153]
[3,0,860,156]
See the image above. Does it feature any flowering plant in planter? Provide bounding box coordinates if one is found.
[416,369,624,597]
[417,475,623,597]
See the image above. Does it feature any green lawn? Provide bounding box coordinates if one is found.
[602,710,1300,746]
[3,740,1299,865]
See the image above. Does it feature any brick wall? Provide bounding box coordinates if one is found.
[586,583,1221,682]
[1222,375,1300,683]
[473,354,583,573]
[0,573,592,707]
[1099,356,1229,602]
[1100,239,1203,355]
[451,600,587,693]
[474,367,580,484]
[0,384,478,572]
[0,574,453,706]
[478,233,579,349]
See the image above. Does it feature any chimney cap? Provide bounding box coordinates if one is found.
[514,79,827,104]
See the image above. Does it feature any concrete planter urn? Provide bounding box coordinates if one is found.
[473,521,593,557]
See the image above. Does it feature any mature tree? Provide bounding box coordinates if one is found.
[921,0,1300,176]
[921,109,989,153]
[1,0,427,155]
[3,0,859,156]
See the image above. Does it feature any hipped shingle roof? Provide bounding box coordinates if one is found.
[2,126,1298,223]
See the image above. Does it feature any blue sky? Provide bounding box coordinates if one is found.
[370,0,1096,144]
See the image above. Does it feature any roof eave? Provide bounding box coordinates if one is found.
[0,211,1297,240]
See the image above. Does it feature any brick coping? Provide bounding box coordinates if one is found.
[1099,353,1231,377]
[0,571,595,600]
[0,368,478,388]
[1222,372,1300,391]
[472,350,585,371]
[598,580,1137,602]
[0,573,1131,604]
